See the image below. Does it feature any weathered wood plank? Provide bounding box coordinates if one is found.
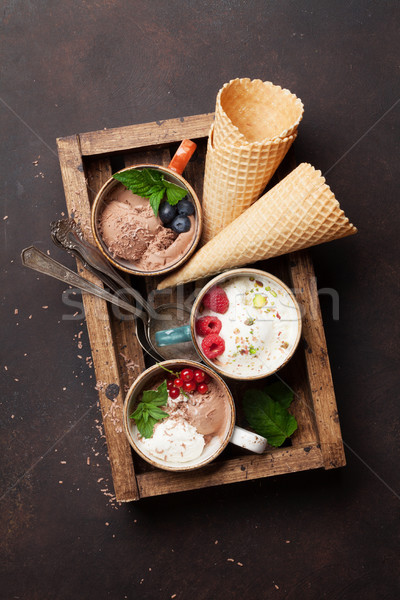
[78,113,214,156]
[86,157,146,401]
[137,444,324,498]
[288,250,346,469]
[282,346,320,446]
[57,136,139,501]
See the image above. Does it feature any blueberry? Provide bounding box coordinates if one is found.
[170,215,191,234]
[159,201,177,224]
[177,198,195,217]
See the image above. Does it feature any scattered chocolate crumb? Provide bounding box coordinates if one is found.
[94,380,107,391]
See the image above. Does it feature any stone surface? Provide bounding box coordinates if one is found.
[1,1,399,598]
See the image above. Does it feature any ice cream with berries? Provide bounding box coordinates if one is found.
[194,273,301,378]
[98,180,197,272]
[130,366,231,467]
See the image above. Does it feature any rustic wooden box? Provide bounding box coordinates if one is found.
[57,113,345,502]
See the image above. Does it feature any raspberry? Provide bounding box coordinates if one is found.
[202,286,229,314]
[201,334,225,359]
[195,316,222,336]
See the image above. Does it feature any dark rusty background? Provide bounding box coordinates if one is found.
[1,1,399,598]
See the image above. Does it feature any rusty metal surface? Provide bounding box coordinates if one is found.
[1,1,399,598]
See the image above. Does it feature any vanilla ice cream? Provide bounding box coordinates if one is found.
[141,418,205,463]
[195,274,301,378]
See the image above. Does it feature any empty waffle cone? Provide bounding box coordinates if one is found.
[213,78,304,148]
[201,125,297,243]
[158,163,357,290]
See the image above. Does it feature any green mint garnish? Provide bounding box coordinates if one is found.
[113,168,188,216]
[130,380,169,439]
[243,382,297,447]
[249,346,258,355]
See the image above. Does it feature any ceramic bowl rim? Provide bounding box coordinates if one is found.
[91,164,203,276]
[123,359,235,472]
[189,267,302,381]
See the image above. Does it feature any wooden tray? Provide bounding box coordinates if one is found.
[57,113,345,502]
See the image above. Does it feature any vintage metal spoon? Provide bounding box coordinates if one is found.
[21,246,165,362]
[50,218,155,316]
[49,219,197,361]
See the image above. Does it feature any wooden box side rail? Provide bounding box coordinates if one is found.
[136,444,324,499]
[288,250,346,469]
[57,135,139,502]
[77,113,215,156]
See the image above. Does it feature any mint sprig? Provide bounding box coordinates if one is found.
[243,382,297,447]
[113,168,188,216]
[130,380,169,439]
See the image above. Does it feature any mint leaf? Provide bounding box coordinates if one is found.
[137,416,158,439]
[142,381,168,406]
[112,167,188,216]
[130,404,144,420]
[147,406,169,420]
[163,179,188,205]
[264,381,293,409]
[149,187,166,216]
[142,168,163,185]
[243,388,297,447]
[113,170,154,197]
[130,380,169,438]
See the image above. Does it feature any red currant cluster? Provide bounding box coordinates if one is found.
[167,368,210,399]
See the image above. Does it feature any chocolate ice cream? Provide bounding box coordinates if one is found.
[99,185,196,272]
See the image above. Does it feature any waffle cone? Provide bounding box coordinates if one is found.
[213,78,304,148]
[158,163,357,290]
[201,125,297,243]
